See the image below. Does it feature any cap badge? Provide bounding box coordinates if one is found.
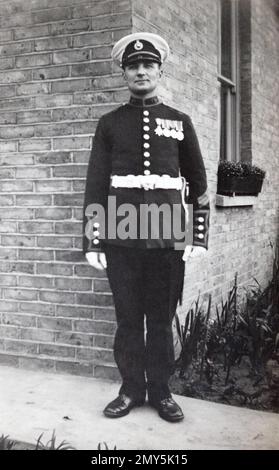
[134,40,143,51]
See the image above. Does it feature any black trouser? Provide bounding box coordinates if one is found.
[104,244,185,402]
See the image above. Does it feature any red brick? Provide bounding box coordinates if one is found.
[32,8,72,25]
[16,166,50,178]
[73,91,114,105]
[72,31,112,48]
[39,343,75,358]
[33,65,69,80]
[17,109,52,124]
[18,221,53,233]
[4,339,38,355]
[0,125,34,139]
[21,328,55,343]
[0,261,34,274]
[71,61,111,77]
[16,194,51,206]
[56,305,93,319]
[37,235,73,249]
[37,317,72,330]
[52,106,91,121]
[55,221,81,235]
[53,49,91,64]
[14,24,50,40]
[34,207,72,220]
[0,353,19,367]
[53,136,90,150]
[0,85,16,98]
[1,235,35,247]
[91,13,132,31]
[0,112,16,124]
[35,152,71,165]
[19,301,55,316]
[50,19,90,36]
[52,165,86,178]
[0,180,33,192]
[15,53,52,69]
[72,3,113,20]
[56,360,93,377]
[16,82,50,96]
[39,290,75,305]
[18,356,55,371]
[56,331,93,347]
[0,30,13,43]
[0,207,33,220]
[94,280,111,293]
[2,314,36,328]
[19,138,51,152]
[35,94,72,108]
[0,325,20,339]
[55,277,92,291]
[0,274,16,286]
[35,180,71,192]
[0,41,32,57]
[18,250,54,262]
[0,300,19,313]
[94,364,120,381]
[0,70,32,84]
[3,288,38,301]
[51,78,91,93]
[0,141,17,152]
[0,167,15,178]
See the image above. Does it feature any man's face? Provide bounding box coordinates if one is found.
[123,60,162,96]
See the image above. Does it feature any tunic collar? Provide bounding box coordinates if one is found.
[129,96,160,107]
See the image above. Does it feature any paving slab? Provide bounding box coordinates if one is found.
[0,365,278,450]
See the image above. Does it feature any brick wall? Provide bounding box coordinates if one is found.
[133,0,279,314]
[0,0,278,379]
[0,0,132,379]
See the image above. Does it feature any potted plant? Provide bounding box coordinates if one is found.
[217,161,266,196]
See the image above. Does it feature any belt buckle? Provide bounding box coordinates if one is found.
[141,174,157,191]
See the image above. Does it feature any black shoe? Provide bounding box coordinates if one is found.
[149,397,184,422]
[103,394,145,418]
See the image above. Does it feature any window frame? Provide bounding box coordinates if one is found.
[217,0,240,162]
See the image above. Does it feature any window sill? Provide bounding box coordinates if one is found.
[215,194,258,207]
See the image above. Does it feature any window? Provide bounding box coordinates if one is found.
[218,0,240,161]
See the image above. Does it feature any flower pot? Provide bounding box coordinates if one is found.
[217,175,264,196]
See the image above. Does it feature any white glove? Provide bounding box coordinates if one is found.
[85,252,107,270]
[182,245,207,262]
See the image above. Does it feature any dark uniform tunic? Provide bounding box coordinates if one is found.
[82,96,210,402]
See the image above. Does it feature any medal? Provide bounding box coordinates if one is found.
[176,131,184,141]
[163,128,171,137]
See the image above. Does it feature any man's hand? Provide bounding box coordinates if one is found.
[85,251,107,270]
[182,245,207,262]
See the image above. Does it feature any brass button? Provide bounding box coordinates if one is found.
[144,170,151,175]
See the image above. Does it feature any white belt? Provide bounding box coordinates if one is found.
[111,174,183,190]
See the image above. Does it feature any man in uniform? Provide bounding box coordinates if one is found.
[82,33,210,422]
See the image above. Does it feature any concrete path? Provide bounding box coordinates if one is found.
[0,365,278,450]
